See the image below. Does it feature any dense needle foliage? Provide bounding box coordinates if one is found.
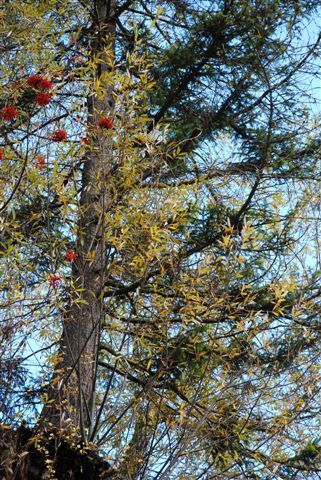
[1,1,321,478]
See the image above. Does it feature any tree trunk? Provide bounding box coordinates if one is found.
[0,425,118,480]
[41,0,116,438]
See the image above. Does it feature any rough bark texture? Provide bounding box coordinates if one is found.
[41,0,116,437]
[0,426,118,480]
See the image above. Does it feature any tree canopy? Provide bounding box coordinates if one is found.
[1,1,321,479]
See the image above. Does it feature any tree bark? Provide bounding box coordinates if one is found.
[0,425,118,480]
[41,0,116,438]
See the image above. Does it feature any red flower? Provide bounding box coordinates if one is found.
[0,149,3,160]
[48,274,62,287]
[65,249,78,262]
[52,129,67,142]
[35,92,52,106]
[97,117,114,129]
[80,136,89,145]
[27,74,52,91]
[2,105,19,121]
[36,155,46,170]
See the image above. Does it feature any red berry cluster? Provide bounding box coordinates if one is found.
[36,155,46,170]
[27,74,53,91]
[2,105,19,121]
[97,117,114,129]
[35,93,52,106]
[65,249,78,262]
[47,249,78,288]
[48,274,62,287]
[52,129,67,142]
[1,74,54,123]
[27,74,53,107]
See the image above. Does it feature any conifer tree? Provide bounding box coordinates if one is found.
[1,1,321,478]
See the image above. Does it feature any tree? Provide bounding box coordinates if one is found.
[1,0,321,478]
